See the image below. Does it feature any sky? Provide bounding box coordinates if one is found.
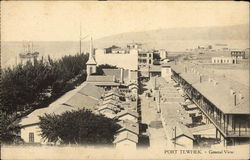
[1,1,249,41]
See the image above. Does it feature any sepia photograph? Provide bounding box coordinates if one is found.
[1,1,249,159]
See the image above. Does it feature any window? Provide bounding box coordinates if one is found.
[149,59,151,64]
[29,132,34,143]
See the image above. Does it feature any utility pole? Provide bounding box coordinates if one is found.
[80,22,82,54]
[79,22,89,54]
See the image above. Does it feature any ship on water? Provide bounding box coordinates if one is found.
[19,41,40,64]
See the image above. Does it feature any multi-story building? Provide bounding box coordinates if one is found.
[138,51,153,68]
[95,45,138,70]
[231,50,245,59]
[170,63,250,146]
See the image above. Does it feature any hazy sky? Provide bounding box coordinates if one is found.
[1,1,249,41]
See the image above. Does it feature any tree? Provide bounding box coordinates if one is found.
[94,64,118,75]
[39,109,121,145]
[0,112,22,144]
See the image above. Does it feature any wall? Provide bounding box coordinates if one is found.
[211,57,235,64]
[95,49,138,70]
[21,125,43,144]
[116,140,137,149]
[161,67,172,82]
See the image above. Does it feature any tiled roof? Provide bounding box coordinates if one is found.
[78,83,104,99]
[113,131,138,144]
[117,120,139,135]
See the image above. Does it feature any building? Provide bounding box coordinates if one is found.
[211,57,236,64]
[171,62,250,146]
[86,37,97,75]
[116,109,139,122]
[161,64,172,82]
[127,43,142,50]
[231,50,245,59]
[98,104,119,119]
[95,47,138,70]
[117,120,139,136]
[159,49,168,60]
[113,131,138,149]
[20,83,104,144]
[138,51,153,68]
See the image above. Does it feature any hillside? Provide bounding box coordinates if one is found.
[93,24,249,49]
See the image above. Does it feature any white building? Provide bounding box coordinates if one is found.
[95,48,138,70]
[211,56,236,64]
[113,131,138,149]
[19,83,104,144]
[86,37,97,75]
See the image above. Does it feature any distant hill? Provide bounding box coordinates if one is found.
[93,24,249,49]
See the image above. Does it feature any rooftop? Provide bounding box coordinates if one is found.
[113,131,138,144]
[87,75,115,82]
[20,82,105,127]
[171,62,250,114]
[78,83,105,100]
[102,68,129,83]
[116,109,139,118]
[117,119,139,135]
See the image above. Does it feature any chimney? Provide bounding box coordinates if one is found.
[234,93,237,106]
[184,66,187,73]
[154,77,157,90]
[128,70,131,82]
[199,75,202,83]
[120,68,124,83]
